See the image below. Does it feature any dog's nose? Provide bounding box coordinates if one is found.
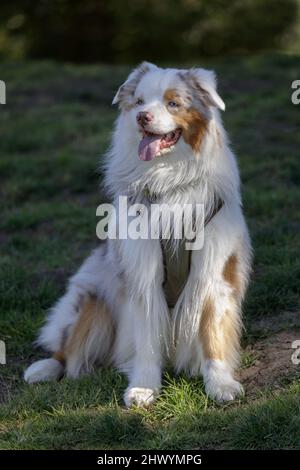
[136,111,153,127]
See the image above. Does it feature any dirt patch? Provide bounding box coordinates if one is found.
[250,311,300,333]
[239,331,300,395]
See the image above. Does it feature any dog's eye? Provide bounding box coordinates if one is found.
[168,101,179,108]
[136,98,144,106]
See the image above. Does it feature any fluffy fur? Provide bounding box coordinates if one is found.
[24,62,252,407]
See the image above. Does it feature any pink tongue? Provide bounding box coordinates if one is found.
[138,134,162,161]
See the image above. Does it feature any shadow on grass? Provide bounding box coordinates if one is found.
[1,367,300,449]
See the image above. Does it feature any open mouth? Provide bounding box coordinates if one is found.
[138,128,182,161]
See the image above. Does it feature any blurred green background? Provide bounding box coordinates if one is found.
[0,0,300,63]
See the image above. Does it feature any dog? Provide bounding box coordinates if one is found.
[24,62,252,407]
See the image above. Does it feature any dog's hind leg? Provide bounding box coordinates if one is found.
[24,295,115,383]
[64,294,115,378]
[24,245,116,383]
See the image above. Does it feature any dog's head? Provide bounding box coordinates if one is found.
[112,62,225,161]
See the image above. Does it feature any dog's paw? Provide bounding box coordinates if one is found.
[24,358,64,384]
[124,386,159,408]
[203,359,244,403]
[205,377,244,402]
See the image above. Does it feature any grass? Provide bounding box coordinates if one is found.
[0,54,300,449]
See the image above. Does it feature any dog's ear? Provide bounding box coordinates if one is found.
[180,68,225,111]
[112,61,158,107]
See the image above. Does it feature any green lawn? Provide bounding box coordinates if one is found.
[0,55,300,449]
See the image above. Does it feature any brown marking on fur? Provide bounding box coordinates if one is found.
[65,295,114,362]
[176,108,207,153]
[164,89,183,107]
[53,350,65,365]
[199,297,242,368]
[223,254,241,298]
[163,88,207,153]
[199,297,220,360]
[51,323,70,366]
[220,307,242,369]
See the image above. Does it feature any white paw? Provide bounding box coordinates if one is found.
[24,358,64,384]
[203,359,244,402]
[124,387,159,408]
[205,376,244,402]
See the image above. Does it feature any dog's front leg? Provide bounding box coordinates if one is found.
[123,295,165,408]
[197,233,250,402]
[177,215,251,402]
[120,239,169,408]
